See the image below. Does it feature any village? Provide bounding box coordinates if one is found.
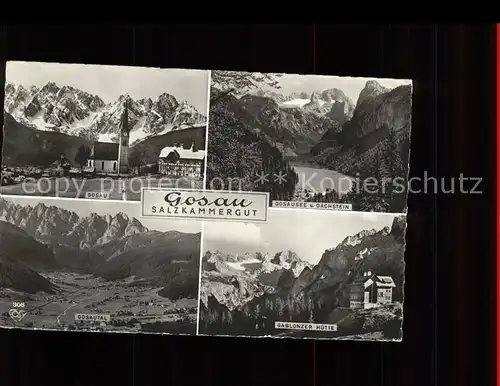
[0,272,198,334]
[1,103,206,200]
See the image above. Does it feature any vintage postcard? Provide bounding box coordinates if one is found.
[0,64,409,341]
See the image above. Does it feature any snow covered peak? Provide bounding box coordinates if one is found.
[4,82,207,144]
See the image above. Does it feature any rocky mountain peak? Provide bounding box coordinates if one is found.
[310,92,321,104]
[138,97,153,109]
[288,218,406,303]
[114,212,129,220]
[116,94,133,105]
[321,88,349,103]
[41,81,59,94]
[271,249,299,265]
[327,100,347,123]
[390,216,407,241]
[5,82,16,93]
[157,92,178,104]
[356,80,390,107]
[365,80,382,89]
[339,228,379,248]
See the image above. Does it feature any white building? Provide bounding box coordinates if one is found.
[158,143,205,178]
[87,142,119,173]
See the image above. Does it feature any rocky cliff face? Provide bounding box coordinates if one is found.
[291,215,406,308]
[200,249,313,310]
[355,80,390,108]
[350,82,411,138]
[268,250,313,277]
[253,87,355,124]
[311,80,412,212]
[4,82,206,144]
[313,80,411,153]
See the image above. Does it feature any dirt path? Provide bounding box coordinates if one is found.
[56,277,102,325]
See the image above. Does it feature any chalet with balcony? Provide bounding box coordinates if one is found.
[349,271,396,310]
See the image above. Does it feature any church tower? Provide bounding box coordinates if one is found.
[117,101,130,174]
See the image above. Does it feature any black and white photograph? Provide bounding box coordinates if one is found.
[1,61,209,201]
[206,70,412,213]
[198,209,406,340]
[0,196,201,335]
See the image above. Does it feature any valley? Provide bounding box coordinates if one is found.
[0,197,201,335]
[0,273,197,334]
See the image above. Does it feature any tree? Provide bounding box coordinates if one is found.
[74,144,90,174]
[211,70,283,96]
[308,298,314,323]
[255,303,261,317]
[221,311,228,324]
[275,297,284,316]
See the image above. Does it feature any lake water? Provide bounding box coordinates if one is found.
[290,161,354,196]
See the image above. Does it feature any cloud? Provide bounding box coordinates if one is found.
[359,211,399,224]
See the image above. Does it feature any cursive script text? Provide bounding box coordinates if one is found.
[164,192,253,208]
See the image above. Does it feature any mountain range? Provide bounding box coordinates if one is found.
[246,79,411,167]
[4,81,207,145]
[253,88,355,124]
[200,249,313,311]
[0,198,200,299]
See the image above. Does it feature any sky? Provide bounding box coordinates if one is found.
[2,195,201,234]
[265,73,412,105]
[6,61,209,113]
[203,209,398,265]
